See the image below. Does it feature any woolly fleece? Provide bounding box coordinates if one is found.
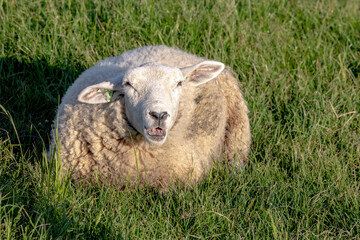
[51,45,251,189]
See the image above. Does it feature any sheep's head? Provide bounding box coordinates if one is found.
[78,61,224,146]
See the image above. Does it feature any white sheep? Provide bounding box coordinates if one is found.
[50,45,251,189]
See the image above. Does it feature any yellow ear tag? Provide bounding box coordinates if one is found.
[97,89,114,102]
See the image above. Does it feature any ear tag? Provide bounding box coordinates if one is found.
[97,89,114,102]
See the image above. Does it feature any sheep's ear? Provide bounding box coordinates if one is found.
[78,78,124,104]
[181,61,225,86]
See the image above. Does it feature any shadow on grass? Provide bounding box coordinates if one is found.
[0,56,89,238]
[0,56,86,151]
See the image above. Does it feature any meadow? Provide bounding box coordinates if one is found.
[0,0,359,238]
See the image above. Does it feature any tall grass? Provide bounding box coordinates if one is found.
[1,0,359,238]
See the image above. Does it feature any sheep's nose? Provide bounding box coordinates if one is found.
[149,111,169,120]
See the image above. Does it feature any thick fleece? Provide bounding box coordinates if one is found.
[51,45,251,189]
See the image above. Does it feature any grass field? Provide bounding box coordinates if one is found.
[1,0,359,238]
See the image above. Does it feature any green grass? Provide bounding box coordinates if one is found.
[1,0,359,238]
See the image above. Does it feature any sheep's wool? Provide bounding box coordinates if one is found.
[50,46,251,189]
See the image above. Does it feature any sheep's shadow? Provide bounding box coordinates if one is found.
[0,56,90,237]
[0,56,86,148]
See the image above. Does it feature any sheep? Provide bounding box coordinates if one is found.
[50,45,251,189]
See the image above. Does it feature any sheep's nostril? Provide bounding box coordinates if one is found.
[148,111,169,121]
[149,111,160,120]
[160,112,169,120]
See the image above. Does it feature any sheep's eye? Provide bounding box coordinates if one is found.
[124,82,134,89]
[124,82,138,92]
[177,81,183,87]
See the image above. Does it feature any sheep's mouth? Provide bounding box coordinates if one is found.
[145,127,166,142]
[143,126,169,146]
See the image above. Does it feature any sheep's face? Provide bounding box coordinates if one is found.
[122,63,183,146]
[78,60,224,146]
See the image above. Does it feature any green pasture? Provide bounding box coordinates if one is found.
[0,0,359,238]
